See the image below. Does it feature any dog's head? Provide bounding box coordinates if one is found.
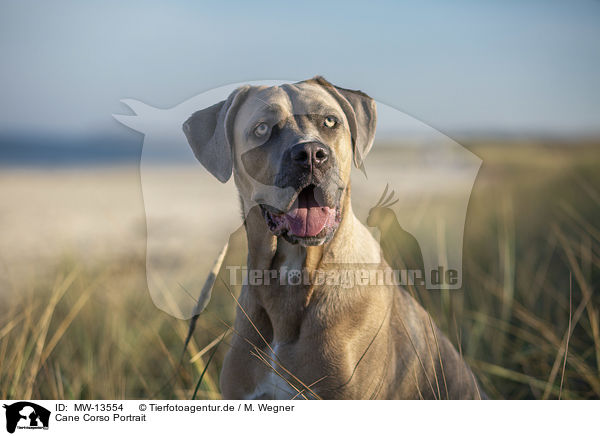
[183,76,376,246]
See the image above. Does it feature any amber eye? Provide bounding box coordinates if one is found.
[254,123,269,137]
[324,116,337,128]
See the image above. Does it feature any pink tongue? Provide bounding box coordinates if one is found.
[285,187,333,237]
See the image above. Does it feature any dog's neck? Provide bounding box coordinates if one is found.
[241,185,354,343]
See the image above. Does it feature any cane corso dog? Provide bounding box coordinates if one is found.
[183,76,484,399]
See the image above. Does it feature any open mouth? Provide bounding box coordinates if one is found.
[261,185,341,243]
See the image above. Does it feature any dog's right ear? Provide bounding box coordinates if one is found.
[183,86,250,183]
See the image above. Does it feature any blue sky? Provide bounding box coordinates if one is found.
[0,0,599,137]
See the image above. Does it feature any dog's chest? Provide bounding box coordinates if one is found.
[246,343,299,400]
[247,249,318,399]
[259,247,309,339]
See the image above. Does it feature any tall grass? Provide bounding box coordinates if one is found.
[0,141,598,399]
[0,255,230,399]
[457,141,600,399]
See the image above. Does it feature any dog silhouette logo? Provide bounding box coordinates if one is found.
[113,80,481,318]
[2,402,50,433]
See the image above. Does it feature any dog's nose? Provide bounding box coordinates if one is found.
[290,142,329,168]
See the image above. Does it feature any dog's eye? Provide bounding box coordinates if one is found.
[254,123,269,137]
[323,116,337,128]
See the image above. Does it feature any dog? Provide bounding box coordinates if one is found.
[183,76,484,399]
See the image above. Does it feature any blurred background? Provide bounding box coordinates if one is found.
[0,0,598,399]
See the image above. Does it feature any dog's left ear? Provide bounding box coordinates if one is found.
[310,76,377,171]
